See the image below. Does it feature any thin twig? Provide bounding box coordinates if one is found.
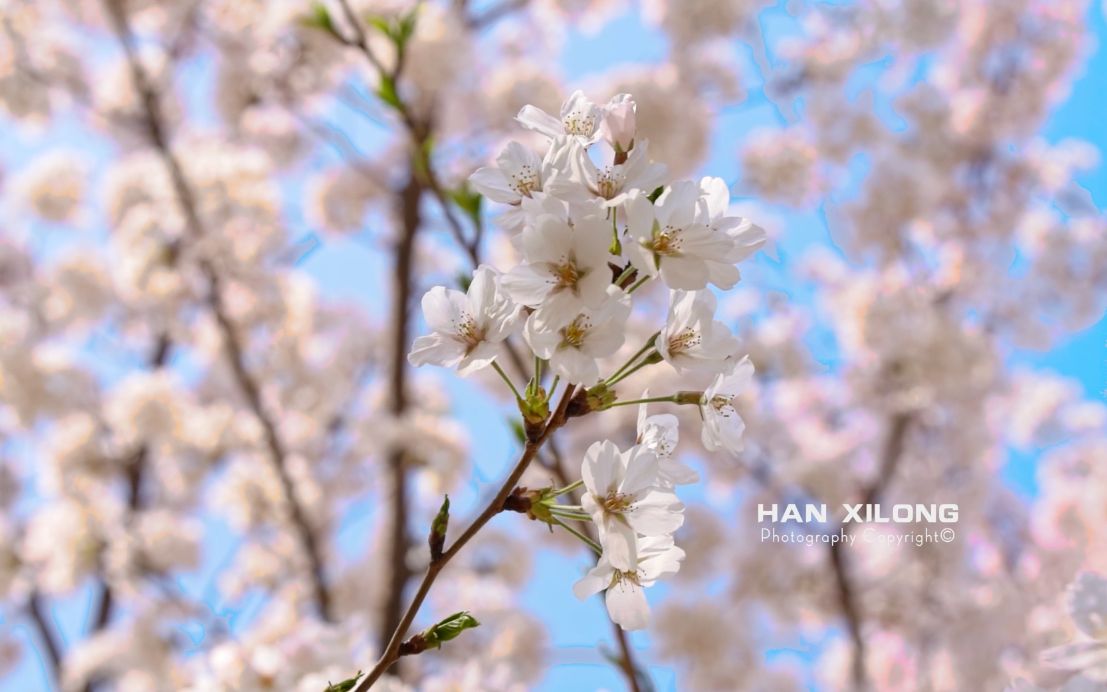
[101,0,333,621]
[377,172,423,649]
[828,412,912,690]
[353,385,578,691]
[27,591,62,684]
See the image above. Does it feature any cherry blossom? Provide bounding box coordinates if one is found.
[580,440,684,570]
[409,266,522,375]
[501,207,613,328]
[657,289,741,374]
[572,534,685,631]
[699,355,754,454]
[624,183,747,290]
[524,286,631,385]
[517,90,604,145]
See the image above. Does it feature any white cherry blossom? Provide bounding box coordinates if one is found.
[624,183,742,290]
[657,290,741,374]
[524,287,631,385]
[579,440,684,570]
[696,176,766,263]
[517,90,603,145]
[502,209,613,328]
[468,140,560,231]
[408,266,522,375]
[572,534,685,631]
[700,355,754,454]
[546,138,666,206]
[637,400,698,486]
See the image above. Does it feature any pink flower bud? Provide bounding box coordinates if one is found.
[602,93,637,153]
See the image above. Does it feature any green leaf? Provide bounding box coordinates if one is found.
[429,494,449,560]
[376,75,402,110]
[323,671,363,692]
[302,3,336,35]
[366,9,419,50]
[646,186,664,203]
[423,611,480,648]
[396,11,418,47]
[366,15,393,38]
[448,183,483,228]
[508,418,526,445]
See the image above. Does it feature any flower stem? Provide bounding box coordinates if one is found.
[492,360,523,401]
[627,274,651,294]
[607,395,679,408]
[606,333,659,384]
[551,516,602,555]
[552,479,583,496]
[606,357,656,387]
[549,505,592,521]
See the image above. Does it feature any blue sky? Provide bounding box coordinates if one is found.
[5,4,1107,691]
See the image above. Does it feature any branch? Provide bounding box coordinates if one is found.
[27,591,62,684]
[377,172,422,648]
[828,412,913,690]
[353,384,578,692]
[100,0,333,621]
[88,334,172,638]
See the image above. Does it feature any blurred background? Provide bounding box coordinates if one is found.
[1,0,1106,690]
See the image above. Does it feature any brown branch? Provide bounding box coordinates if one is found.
[828,541,866,690]
[27,591,62,684]
[101,0,332,621]
[353,384,578,692]
[88,334,172,640]
[377,172,423,648]
[828,412,913,691]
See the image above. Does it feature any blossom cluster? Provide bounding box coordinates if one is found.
[408,90,764,629]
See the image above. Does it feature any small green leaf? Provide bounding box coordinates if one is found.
[646,186,664,203]
[302,3,337,35]
[366,10,419,50]
[396,11,418,47]
[423,611,480,649]
[366,15,393,37]
[508,418,526,444]
[376,75,402,110]
[323,671,363,692]
[429,494,449,561]
[448,183,483,228]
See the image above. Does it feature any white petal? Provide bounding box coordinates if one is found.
[502,264,553,307]
[407,334,463,369]
[573,562,612,600]
[582,440,620,496]
[420,286,468,333]
[517,105,565,139]
[469,166,518,204]
[605,580,649,631]
[602,519,638,571]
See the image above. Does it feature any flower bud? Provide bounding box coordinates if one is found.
[518,386,550,442]
[602,93,637,156]
[428,495,449,562]
[567,383,616,418]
